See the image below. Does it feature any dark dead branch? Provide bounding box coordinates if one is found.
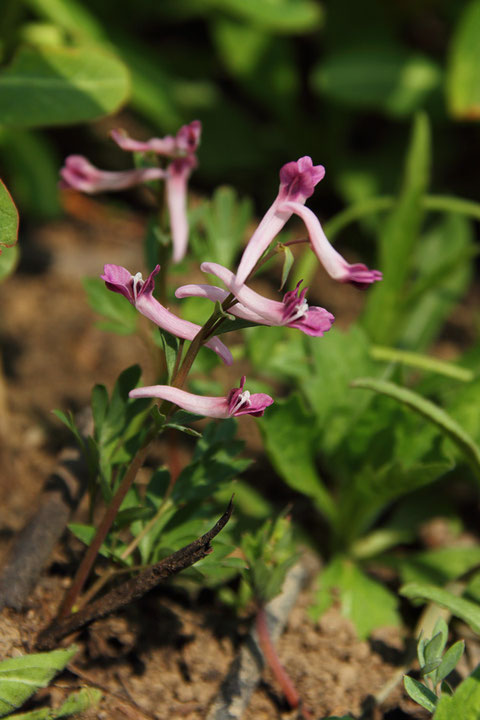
[35,499,233,651]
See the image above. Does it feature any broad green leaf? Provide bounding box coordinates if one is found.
[436,641,465,685]
[0,244,19,282]
[22,0,105,41]
[446,0,480,119]
[83,278,137,335]
[0,180,18,250]
[10,686,102,719]
[401,583,480,635]
[445,378,480,448]
[260,393,336,523]
[0,646,77,717]
[311,557,400,639]
[403,675,438,713]
[363,113,430,344]
[370,346,474,382]
[397,547,480,587]
[351,378,480,482]
[0,45,129,127]
[199,0,322,33]
[313,48,440,116]
[301,325,379,455]
[341,459,451,544]
[433,664,480,719]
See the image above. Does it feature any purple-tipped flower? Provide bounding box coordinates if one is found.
[101,264,232,365]
[129,376,273,419]
[234,156,382,289]
[111,120,201,158]
[281,202,383,289]
[176,262,334,337]
[59,155,167,194]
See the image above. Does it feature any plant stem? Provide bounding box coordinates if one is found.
[57,434,155,620]
[256,605,313,719]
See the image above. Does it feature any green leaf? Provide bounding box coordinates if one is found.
[313,48,441,116]
[433,664,480,719]
[191,185,253,269]
[279,244,294,291]
[0,646,77,717]
[200,0,322,33]
[363,113,430,344]
[403,675,438,713]
[0,179,19,249]
[397,547,480,587]
[0,244,19,282]
[401,583,480,635]
[0,129,61,219]
[158,330,180,385]
[401,214,474,350]
[0,45,130,127]
[301,324,379,455]
[446,0,480,119]
[351,378,480,482]
[260,393,337,523]
[435,641,465,685]
[164,421,202,438]
[370,346,474,382]
[311,558,400,639]
[10,686,102,719]
[22,0,105,41]
[83,278,137,335]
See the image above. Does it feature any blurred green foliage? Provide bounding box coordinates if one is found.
[0,0,479,223]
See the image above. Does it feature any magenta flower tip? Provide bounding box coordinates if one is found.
[338,264,383,289]
[279,156,326,204]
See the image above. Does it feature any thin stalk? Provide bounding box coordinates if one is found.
[57,434,155,620]
[256,605,313,719]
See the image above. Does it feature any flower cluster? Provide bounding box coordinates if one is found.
[62,124,382,420]
[60,121,201,263]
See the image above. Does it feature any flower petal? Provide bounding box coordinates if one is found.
[111,129,177,156]
[201,262,284,324]
[129,385,230,418]
[175,284,267,323]
[60,155,167,194]
[284,201,382,287]
[167,158,196,263]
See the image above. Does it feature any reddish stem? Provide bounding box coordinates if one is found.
[256,605,313,719]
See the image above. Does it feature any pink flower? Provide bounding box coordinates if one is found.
[176,262,334,337]
[234,156,382,289]
[110,121,201,158]
[110,121,202,263]
[129,376,273,418]
[59,155,167,194]
[166,156,197,263]
[101,264,232,365]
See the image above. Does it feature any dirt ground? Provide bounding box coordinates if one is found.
[0,195,450,719]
